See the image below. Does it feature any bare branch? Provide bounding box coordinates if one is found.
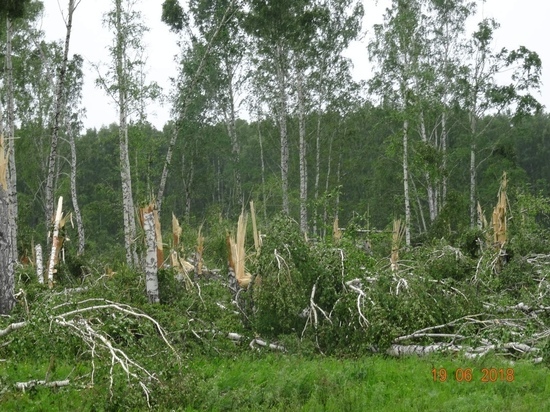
[0,321,27,337]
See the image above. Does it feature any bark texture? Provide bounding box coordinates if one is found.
[66,115,85,255]
[403,119,411,246]
[114,0,138,266]
[469,114,477,227]
[0,137,14,314]
[5,18,18,263]
[297,67,308,234]
[144,212,159,303]
[35,244,43,284]
[275,42,289,214]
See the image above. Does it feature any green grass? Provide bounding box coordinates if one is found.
[1,353,548,411]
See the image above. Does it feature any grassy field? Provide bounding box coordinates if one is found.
[1,352,548,411]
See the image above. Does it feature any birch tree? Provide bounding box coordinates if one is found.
[369,0,427,246]
[44,0,78,237]
[309,0,363,236]
[157,0,237,213]
[243,0,298,215]
[178,0,248,213]
[4,17,17,262]
[458,18,542,227]
[0,0,33,314]
[0,135,13,314]
[413,0,474,224]
[98,0,158,266]
[64,54,85,255]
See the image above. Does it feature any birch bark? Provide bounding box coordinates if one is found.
[275,41,289,215]
[66,114,85,255]
[403,119,411,247]
[5,18,18,263]
[144,212,159,303]
[297,67,307,234]
[0,136,14,314]
[114,0,138,266]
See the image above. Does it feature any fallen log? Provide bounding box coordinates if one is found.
[0,321,27,337]
[15,379,70,391]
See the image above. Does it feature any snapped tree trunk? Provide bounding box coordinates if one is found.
[0,135,14,315]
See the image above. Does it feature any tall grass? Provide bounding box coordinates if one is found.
[2,353,548,411]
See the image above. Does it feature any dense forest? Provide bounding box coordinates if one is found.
[1,0,550,409]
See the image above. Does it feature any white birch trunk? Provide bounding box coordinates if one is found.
[469,113,477,228]
[410,175,427,233]
[336,154,342,216]
[157,123,180,214]
[115,0,138,267]
[224,65,241,207]
[35,244,43,284]
[313,112,321,237]
[322,135,334,239]
[403,120,411,247]
[0,136,14,314]
[275,42,289,215]
[419,113,436,222]
[66,115,85,255]
[297,67,307,234]
[47,197,63,289]
[257,120,267,221]
[120,114,138,266]
[143,212,159,304]
[441,111,447,207]
[180,153,194,220]
[5,18,18,264]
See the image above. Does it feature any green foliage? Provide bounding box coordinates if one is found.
[0,0,34,20]
[508,190,550,256]
[458,227,485,258]
[249,215,322,335]
[417,242,475,282]
[161,0,186,32]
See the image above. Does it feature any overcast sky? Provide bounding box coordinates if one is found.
[40,0,550,131]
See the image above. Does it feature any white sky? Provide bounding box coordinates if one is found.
[40,0,550,131]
